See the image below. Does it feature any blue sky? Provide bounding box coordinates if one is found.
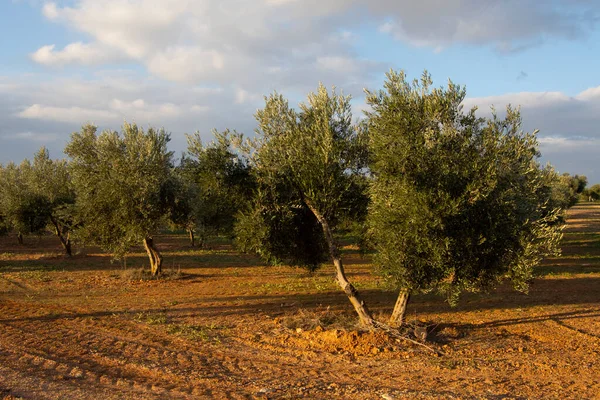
[1,0,600,182]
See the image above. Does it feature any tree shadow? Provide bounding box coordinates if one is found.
[405,277,600,315]
[2,277,598,327]
[535,264,600,276]
[0,246,266,273]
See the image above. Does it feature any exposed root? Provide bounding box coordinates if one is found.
[369,320,445,356]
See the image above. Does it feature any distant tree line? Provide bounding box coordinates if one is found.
[0,70,588,327]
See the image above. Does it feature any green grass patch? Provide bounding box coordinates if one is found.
[134,311,168,325]
[259,277,338,294]
[166,323,224,342]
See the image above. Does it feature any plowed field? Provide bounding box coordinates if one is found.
[1,204,599,399]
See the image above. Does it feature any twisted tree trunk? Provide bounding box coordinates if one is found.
[304,198,375,328]
[50,216,72,256]
[143,237,163,276]
[389,289,410,327]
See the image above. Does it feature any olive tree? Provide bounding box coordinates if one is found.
[178,130,253,247]
[27,148,76,256]
[236,85,375,326]
[168,163,199,246]
[0,149,75,254]
[366,71,564,326]
[0,161,52,244]
[554,173,587,208]
[65,123,173,275]
[587,184,600,201]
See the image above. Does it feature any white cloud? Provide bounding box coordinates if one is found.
[33,0,371,91]
[316,56,359,73]
[31,0,598,91]
[17,96,208,126]
[576,86,600,101]
[265,0,300,5]
[234,88,260,105]
[465,85,600,137]
[0,73,256,164]
[538,136,600,154]
[146,46,226,83]
[369,0,598,52]
[13,0,600,183]
[42,2,59,19]
[2,132,60,142]
[462,91,573,111]
[538,136,600,179]
[108,98,207,122]
[18,104,118,124]
[30,42,121,66]
[464,86,600,180]
[49,0,189,59]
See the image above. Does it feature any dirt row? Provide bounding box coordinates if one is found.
[1,204,600,399]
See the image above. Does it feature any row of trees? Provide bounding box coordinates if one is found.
[0,70,586,327]
[0,149,74,253]
[583,183,600,201]
[554,173,588,208]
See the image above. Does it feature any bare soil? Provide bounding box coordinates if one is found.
[1,204,599,399]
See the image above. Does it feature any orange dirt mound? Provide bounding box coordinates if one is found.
[283,327,398,356]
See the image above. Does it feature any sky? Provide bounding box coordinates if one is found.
[1,0,600,182]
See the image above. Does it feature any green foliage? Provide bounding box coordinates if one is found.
[551,173,587,208]
[27,148,76,249]
[165,163,197,235]
[234,179,328,271]
[572,174,588,194]
[178,130,253,244]
[366,70,564,304]
[252,85,365,221]
[0,156,56,237]
[28,148,74,206]
[235,84,366,270]
[64,123,173,260]
[587,184,600,201]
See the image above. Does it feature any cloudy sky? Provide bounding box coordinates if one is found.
[1,0,600,181]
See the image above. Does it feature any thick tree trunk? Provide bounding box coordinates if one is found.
[304,198,375,328]
[17,232,23,245]
[50,217,72,257]
[143,237,163,276]
[389,289,411,327]
[188,229,195,247]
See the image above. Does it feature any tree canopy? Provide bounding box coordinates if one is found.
[587,184,600,201]
[26,148,76,255]
[550,173,587,209]
[0,160,52,244]
[235,84,375,325]
[366,70,564,325]
[176,130,253,247]
[65,123,173,275]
